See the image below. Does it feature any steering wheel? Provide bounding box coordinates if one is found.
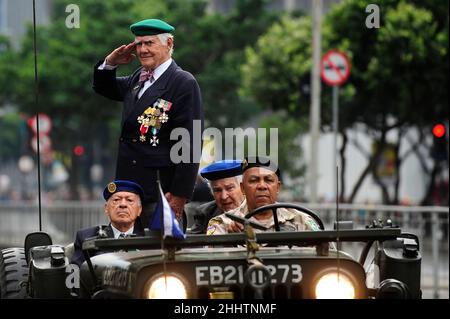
[244,203,325,231]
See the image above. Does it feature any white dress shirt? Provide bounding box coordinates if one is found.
[98,58,173,99]
[111,224,134,239]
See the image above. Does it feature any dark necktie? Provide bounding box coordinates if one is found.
[118,233,127,239]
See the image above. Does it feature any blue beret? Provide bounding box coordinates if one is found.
[130,19,175,36]
[200,160,243,181]
[242,156,281,178]
[103,180,145,201]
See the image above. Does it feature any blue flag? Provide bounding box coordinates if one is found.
[149,183,185,239]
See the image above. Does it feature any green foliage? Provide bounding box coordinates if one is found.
[0,36,18,103]
[0,0,281,198]
[324,0,448,203]
[194,0,278,129]
[240,14,313,178]
[241,15,311,115]
[133,0,278,129]
[242,0,448,130]
[4,0,279,154]
[241,0,448,185]
[324,0,449,129]
[0,112,24,161]
[10,0,141,155]
[4,0,444,198]
[0,37,22,161]
[260,111,307,185]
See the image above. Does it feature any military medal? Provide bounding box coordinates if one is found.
[139,124,148,141]
[150,136,159,146]
[136,98,172,146]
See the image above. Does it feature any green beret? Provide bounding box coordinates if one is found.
[130,19,175,36]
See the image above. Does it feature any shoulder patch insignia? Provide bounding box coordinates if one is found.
[208,218,223,226]
[206,225,217,235]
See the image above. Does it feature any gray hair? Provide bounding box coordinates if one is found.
[207,175,242,194]
[157,33,174,56]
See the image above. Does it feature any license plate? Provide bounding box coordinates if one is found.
[195,264,302,286]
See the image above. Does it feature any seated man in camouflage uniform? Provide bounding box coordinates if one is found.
[206,156,321,235]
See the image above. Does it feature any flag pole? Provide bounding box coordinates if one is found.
[156,170,169,293]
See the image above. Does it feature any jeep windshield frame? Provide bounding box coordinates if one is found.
[82,228,402,251]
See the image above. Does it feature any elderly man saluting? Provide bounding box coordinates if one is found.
[71,180,145,267]
[93,18,203,229]
[207,157,321,235]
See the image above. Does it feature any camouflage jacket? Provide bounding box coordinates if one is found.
[206,201,321,235]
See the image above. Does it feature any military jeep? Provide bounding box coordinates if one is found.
[0,203,421,299]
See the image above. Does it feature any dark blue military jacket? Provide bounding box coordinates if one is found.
[189,200,223,234]
[71,224,144,267]
[93,60,204,202]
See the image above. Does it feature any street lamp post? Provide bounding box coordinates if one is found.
[309,0,322,203]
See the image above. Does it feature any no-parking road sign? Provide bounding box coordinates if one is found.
[320,50,351,86]
[28,113,52,135]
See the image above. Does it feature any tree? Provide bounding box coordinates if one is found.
[240,15,312,181]
[325,0,448,204]
[2,0,279,198]
[241,0,448,203]
[242,15,312,115]
[8,0,145,198]
[0,36,18,104]
[135,0,278,129]
[0,36,23,162]
[260,111,308,197]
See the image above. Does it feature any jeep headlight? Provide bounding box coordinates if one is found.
[144,274,187,299]
[314,272,355,299]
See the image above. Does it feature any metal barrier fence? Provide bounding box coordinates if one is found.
[0,201,107,247]
[0,201,448,298]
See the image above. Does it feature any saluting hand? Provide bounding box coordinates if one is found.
[105,42,136,66]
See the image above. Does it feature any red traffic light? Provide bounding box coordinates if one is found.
[432,124,446,138]
[73,145,85,156]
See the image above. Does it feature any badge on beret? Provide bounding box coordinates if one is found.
[137,98,172,146]
[107,182,117,194]
[242,158,248,170]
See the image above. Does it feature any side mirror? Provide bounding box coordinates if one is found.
[24,232,52,263]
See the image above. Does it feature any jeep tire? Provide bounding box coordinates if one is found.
[0,248,28,299]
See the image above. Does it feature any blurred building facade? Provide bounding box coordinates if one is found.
[208,0,340,14]
[0,0,52,50]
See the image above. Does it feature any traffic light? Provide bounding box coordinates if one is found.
[431,123,448,162]
[73,145,85,157]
